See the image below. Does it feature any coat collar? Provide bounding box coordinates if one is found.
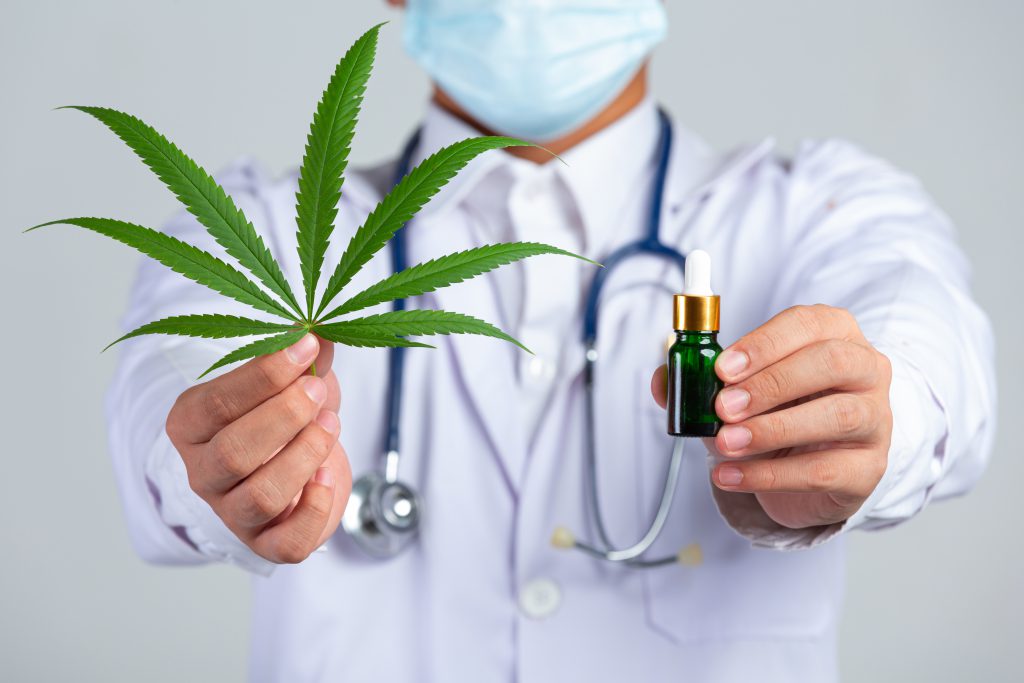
[409,98,661,259]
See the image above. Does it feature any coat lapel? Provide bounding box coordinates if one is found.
[407,214,528,494]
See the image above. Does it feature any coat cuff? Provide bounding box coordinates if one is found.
[146,430,277,576]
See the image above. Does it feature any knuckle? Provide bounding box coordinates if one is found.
[280,390,315,426]
[249,357,283,393]
[831,395,869,437]
[326,372,342,410]
[164,411,183,445]
[293,428,332,466]
[202,387,241,427]
[208,431,250,479]
[863,398,884,430]
[880,401,894,434]
[305,489,333,519]
[821,339,856,378]
[876,351,893,385]
[790,304,824,338]
[807,458,841,491]
[761,412,793,445]
[841,310,860,333]
[828,305,856,328]
[868,451,888,484]
[749,327,784,363]
[240,480,283,523]
[751,367,790,404]
[857,347,879,386]
[185,466,210,499]
[176,384,201,409]
[758,461,780,490]
[275,536,314,565]
[166,388,198,443]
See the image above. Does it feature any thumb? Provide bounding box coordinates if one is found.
[650,364,668,409]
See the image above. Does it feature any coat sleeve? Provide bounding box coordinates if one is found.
[104,159,285,575]
[711,139,997,549]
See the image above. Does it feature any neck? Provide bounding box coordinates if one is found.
[433,66,649,165]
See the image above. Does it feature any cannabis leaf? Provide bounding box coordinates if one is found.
[103,314,297,352]
[26,218,297,320]
[29,24,594,380]
[295,23,380,319]
[314,136,538,319]
[318,310,530,353]
[60,106,304,319]
[321,242,591,320]
[200,330,311,379]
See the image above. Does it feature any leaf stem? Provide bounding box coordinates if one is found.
[310,361,318,377]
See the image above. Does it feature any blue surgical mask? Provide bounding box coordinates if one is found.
[402,0,668,141]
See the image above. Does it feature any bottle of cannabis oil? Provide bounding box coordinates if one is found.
[667,250,723,437]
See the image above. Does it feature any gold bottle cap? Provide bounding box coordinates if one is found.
[674,294,720,332]
[674,249,719,331]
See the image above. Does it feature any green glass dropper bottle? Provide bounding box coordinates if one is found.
[667,250,723,437]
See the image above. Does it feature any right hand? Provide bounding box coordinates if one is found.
[166,334,352,564]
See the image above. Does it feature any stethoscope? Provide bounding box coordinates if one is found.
[342,108,691,568]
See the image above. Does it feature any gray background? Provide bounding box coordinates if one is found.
[2,0,1020,681]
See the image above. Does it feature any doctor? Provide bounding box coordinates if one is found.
[107,1,995,681]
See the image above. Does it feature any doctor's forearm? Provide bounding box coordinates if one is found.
[106,337,212,565]
[825,264,995,531]
[764,142,997,534]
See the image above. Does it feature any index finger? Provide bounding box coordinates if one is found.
[716,304,860,384]
[175,334,321,444]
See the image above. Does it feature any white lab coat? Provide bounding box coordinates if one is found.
[106,99,995,682]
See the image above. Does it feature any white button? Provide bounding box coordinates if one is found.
[519,578,562,619]
[522,356,558,382]
[526,356,546,379]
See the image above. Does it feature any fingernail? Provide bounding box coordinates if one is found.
[717,350,749,379]
[720,425,752,452]
[314,467,334,487]
[719,387,750,417]
[286,334,318,365]
[718,466,743,486]
[316,410,339,433]
[302,376,327,404]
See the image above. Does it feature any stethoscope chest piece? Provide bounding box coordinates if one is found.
[342,471,421,558]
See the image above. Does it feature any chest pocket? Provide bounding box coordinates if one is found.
[633,387,844,645]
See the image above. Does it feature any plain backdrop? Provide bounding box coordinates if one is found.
[2,1,1021,681]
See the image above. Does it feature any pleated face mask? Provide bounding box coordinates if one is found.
[402,0,668,141]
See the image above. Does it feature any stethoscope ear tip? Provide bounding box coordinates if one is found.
[676,543,703,567]
[550,526,576,550]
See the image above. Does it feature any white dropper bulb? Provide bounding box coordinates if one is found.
[683,249,714,296]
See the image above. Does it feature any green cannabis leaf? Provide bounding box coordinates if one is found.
[28,24,594,379]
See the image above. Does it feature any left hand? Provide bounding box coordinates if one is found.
[652,304,892,529]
